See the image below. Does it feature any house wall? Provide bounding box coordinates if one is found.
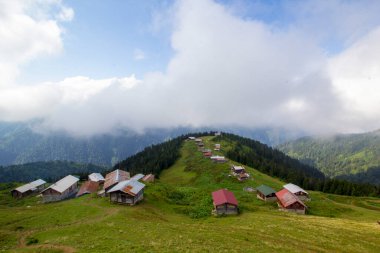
[110,189,144,205]
[42,183,78,203]
[214,203,238,215]
[281,202,306,214]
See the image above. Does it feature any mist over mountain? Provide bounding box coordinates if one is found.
[0,122,303,166]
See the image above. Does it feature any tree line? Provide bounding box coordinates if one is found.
[217,133,380,197]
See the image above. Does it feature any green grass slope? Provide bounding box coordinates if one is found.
[278,130,380,183]
[0,136,380,252]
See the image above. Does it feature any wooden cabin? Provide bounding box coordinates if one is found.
[283,183,309,201]
[211,189,239,215]
[256,185,277,201]
[104,169,130,193]
[76,181,100,197]
[88,173,105,183]
[142,174,155,183]
[210,155,227,163]
[214,144,221,151]
[41,175,79,203]
[231,165,250,181]
[203,151,212,157]
[108,180,145,205]
[275,188,307,214]
[11,179,46,199]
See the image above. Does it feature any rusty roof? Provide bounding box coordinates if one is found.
[104,169,130,190]
[275,188,306,208]
[212,189,238,206]
[76,181,99,197]
[107,180,145,196]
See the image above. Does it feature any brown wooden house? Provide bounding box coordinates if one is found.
[108,179,145,205]
[211,189,239,215]
[103,169,130,193]
[275,188,307,214]
[142,174,155,183]
[256,185,277,202]
[76,181,100,197]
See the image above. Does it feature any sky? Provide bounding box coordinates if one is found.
[1,0,380,137]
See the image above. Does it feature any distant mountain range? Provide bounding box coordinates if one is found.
[0,122,303,167]
[278,130,380,185]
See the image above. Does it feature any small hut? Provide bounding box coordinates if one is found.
[76,181,100,197]
[41,175,79,203]
[214,144,221,151]
[11,179,46,199]
[108,180,145,205]
[211,189,238,215]
[275,188,307,214]
[142,174,155,183]
[104,169,130,193]
[256,185,277,201]
[283,183,309,201]
[130,173,145,181]
[88,173,105,183]
[210,155,227,163]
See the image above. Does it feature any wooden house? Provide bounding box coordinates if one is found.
[283,183,309,201]
[194,138,203,143]
[210,155,227,163]
[256,185,277,201]
[212,189,238,215]
[214,144,221,151]
[41,175,79,203]
[188,137,196,140]
[104,169,130,193]
[108,179,145,205]
[11,179,46,199]
[231,165,250,181]
[76,181,100,197]
[275,188,307,214]
[88,173,105,183]
[203,151,212,157]
[142,174,155,183]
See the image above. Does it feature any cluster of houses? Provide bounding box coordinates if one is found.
[211,183,309,215]
[188,137,228,163]
[11,170,155,206]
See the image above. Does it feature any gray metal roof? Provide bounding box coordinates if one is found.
[107,179,145,196]
[283,183,308,195]
[14,179,46,193]
[130,173,145,181]
[43,175,79,193]
[88,173,105,182]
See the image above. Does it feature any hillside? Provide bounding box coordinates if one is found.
[0,161,107,183]
[278,130,380,185]
[1,135,379,252]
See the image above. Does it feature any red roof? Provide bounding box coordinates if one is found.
[212,189,238,206]
[104,169,130,190]
[76,181,99,197]
[275,188,306,208]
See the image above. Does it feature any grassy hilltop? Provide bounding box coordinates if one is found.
[1,136,380,252]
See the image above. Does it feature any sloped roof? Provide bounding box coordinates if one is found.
[232,165,245,172]
[130,173,145,181]
[107,180,145,196]
[283,183,308,195]
[88,173,105,182]
[76,181,99,197]
[104,169,130,190]
[42,175,79,194]
[212,189,238,206]
[210,155,225,160]
[275,188,306,208]
[14,179,46,193]
[256,185,276,196]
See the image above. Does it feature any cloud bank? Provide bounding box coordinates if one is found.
[1,0,380,136]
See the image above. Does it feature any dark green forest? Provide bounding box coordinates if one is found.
[0,161,106,183]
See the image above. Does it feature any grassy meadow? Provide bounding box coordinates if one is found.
[1,136,380,252]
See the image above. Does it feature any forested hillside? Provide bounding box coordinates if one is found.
[277,130,380,185]
[218,133,380,197]
[0,161,106,183]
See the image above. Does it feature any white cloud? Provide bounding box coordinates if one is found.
[0,0,73,88]
[133,49,146,60]
[1,0,380,137]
